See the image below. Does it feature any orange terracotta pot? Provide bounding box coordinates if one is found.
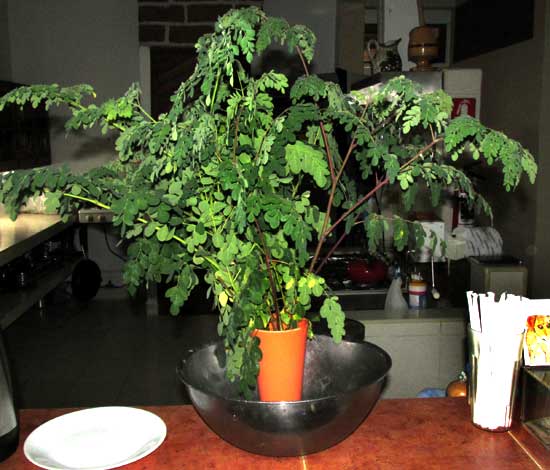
[253,319,308,402]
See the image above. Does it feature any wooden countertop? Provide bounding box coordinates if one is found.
[347,306,467,323]
[1,398,548,469]
[0,214,72,266]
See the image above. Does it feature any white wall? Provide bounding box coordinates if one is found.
[336,0,365,75]
[454,0,546,296]
[6,0,140,284]
[7,0,139,173]
[382,0,420,70]
[533,3,550,298]
[263,0,338,74]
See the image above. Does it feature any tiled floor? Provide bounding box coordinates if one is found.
[4,285,219,409]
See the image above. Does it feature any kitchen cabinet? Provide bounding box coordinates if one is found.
[347,307,467,398]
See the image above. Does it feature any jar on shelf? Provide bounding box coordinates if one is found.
[408,276,427,309]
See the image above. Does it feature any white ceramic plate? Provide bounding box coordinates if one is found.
[23,406,167,470]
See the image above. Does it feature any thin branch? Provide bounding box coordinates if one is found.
[254,219,281,330]
[319,137,443,251]
[399,137,443,173]
[314,212,362,274]
[331,101,369,186]
[62,193,189,247]
[232,108,243,163]
[210,68,221,114]
[295,46,335,185]
[319,122,336,185]
[62,193,110,210]
[323,177,389,241]
[295,47,310,77]
[308,106,366,272]
[371,109,399,135]
[294,46,340,272]
[67,99,127,133]
[137,102,156,123]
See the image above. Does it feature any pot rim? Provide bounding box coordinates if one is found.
[253,318,308,335]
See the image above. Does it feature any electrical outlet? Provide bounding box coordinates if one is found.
[78,209,114,224]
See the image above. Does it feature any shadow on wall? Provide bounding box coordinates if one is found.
[48,114,118,173]
[253,49,305,83]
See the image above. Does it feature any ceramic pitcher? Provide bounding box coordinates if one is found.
[367,38,402,74]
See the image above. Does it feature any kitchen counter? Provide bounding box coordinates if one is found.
[1,398,548,469]
[347,306,466,322]
[0,213,72,266]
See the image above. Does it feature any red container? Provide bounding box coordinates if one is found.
[347,258,387,285]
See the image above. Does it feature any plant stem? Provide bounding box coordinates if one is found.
[323,177,389,242]
[399,138,443,172]
[62,192,110,209]
[319,122,336,185]
[232,108,243,163]
[314,213,361,274]
[296,45,374,273]
[62,193,188,247]
[210,69,221,114]
[294,46,442,276]
[295,47,310,78]
[295,46,338,272]
[138,103,156,123]
[322,138,441,242]
[254,219,281,330]
[308,118,362,272]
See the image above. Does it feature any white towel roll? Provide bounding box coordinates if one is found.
[452,226,503,257]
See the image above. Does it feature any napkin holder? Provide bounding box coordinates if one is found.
[520,366,550,448]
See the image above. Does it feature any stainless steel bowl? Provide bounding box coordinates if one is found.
[177,335,391,456]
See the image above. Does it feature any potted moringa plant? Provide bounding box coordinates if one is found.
[0,7,537,401]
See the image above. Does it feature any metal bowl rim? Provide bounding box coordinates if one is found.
[177,337,392,405]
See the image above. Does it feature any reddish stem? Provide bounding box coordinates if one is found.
[254,219,281,330]
[321,138,441,246]
[314,214,359,274]
[324,177,389,241]
[320,122,336,185]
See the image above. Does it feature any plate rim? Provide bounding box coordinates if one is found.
[23,406,167,470]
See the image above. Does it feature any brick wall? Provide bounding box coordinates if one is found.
[138,0,264,116]
[138,0,264,48]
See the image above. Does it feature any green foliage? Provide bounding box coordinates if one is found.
[319,297,345,342]
[285,141,330,188]
[0,7,537,394]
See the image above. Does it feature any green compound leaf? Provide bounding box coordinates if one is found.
[392,217,408,252]
[319,296,345,343]
[285,141,330,188]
